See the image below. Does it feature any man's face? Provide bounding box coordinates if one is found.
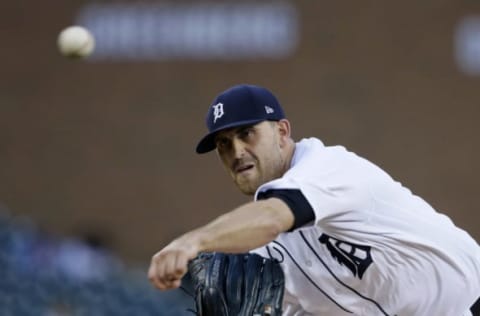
[215,121,287,195]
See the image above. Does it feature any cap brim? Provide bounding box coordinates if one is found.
[195,119,265,154]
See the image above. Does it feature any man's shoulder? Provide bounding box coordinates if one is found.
[292,138,358,170]
[290,138,392,188]
[294,137,324,152]
[291,137,325,166]
[294,137,357,160]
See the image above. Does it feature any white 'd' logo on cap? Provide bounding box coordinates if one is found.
[213,102,225,123]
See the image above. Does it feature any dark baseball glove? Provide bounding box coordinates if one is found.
[186,252,285,316]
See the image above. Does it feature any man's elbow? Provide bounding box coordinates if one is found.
[261,198,295,237]
[267,219,290,240]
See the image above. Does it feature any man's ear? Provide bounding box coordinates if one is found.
[277,119,292,146]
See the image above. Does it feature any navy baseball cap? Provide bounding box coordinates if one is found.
[196,84,286,154]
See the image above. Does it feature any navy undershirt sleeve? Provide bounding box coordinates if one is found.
[257,189,315,231]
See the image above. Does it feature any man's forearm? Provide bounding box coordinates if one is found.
[186,198,294,254]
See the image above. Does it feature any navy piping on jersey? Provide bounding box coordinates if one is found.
[300,231,392,316]
[266,245,285,263]
[257,189,315,231]
[471,296,480,316]
[271,241,353,313]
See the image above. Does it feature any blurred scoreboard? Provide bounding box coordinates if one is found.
[77,2,300,61]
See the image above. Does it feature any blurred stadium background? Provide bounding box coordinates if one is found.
[1,0,479,315]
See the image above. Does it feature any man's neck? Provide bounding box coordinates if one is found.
[283,140,296,174]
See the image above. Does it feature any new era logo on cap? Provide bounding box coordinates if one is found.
[196,84,286,154]
[265,106,274,114]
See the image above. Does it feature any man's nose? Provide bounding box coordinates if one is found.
[231,138,246,158]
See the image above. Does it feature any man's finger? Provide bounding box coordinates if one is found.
[148,255,166,289]
[148,260,156,281]
[172,253,189,278]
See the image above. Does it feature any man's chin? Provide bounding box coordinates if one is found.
[235,180,258,196]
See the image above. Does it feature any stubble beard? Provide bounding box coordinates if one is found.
[234,165,260,196]
[235,149,285,196]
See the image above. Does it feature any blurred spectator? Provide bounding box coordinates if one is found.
[0,205,193,316]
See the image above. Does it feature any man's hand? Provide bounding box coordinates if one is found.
[148,198,293,291]
[148,237,200,290]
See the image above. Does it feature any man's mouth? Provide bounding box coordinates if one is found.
[235,164,254,173]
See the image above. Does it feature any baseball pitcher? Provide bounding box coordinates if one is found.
[149,84,480,315]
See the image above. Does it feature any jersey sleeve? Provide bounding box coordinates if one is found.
[257,189,315,231]
[255,143,372,226]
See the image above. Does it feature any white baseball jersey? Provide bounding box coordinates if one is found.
[252,138,480,316]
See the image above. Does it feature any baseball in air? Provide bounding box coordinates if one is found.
[57,26,95,59]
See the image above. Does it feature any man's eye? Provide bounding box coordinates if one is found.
[216,138,229,148]
[239,128,253,139]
